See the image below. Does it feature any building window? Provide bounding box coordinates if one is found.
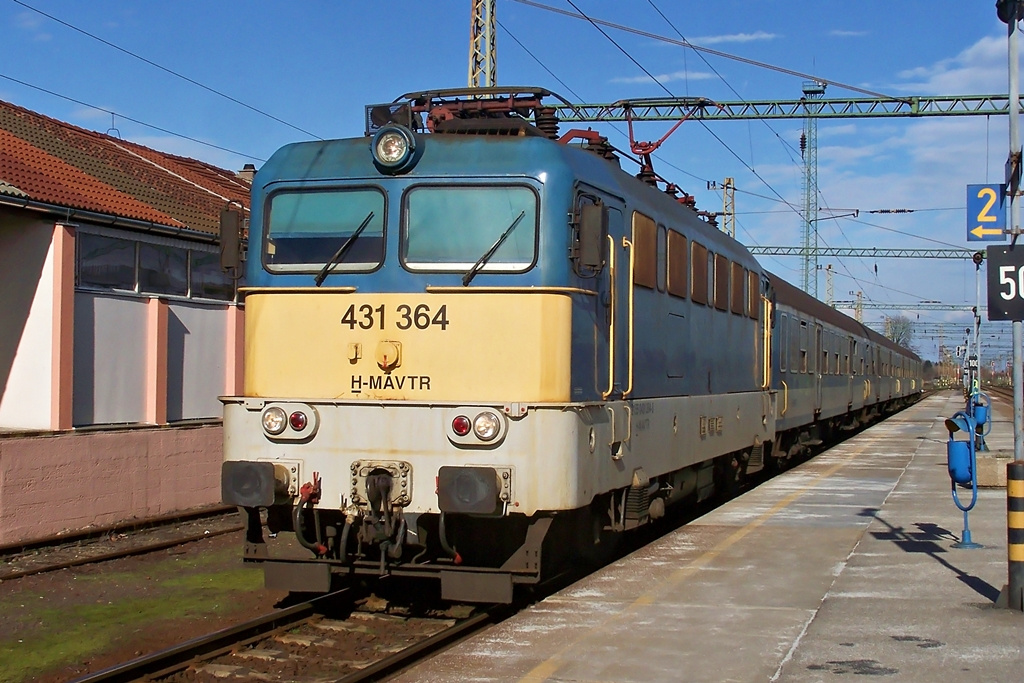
[140,243,188,296]
[78,233,136,290]
[191,251,236,301]
[77,229,238,302]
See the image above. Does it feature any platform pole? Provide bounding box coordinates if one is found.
[1000,5,1024,611]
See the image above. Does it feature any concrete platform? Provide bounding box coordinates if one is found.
[394,391,1024,682]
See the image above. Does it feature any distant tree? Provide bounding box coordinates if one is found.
[883,314,917,351]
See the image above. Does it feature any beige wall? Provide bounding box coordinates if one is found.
[0,425,222,545]
[0,211,56,430]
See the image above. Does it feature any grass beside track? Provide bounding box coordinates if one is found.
[0,543,264,683]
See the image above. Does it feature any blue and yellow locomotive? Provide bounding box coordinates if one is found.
[220,88,921,602]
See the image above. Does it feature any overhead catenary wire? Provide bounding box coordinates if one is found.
[11,0,322,141]
[0,72,264,162]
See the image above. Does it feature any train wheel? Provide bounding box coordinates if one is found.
[713,455,741,502]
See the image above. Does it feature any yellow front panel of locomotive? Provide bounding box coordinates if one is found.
[244,292,572,402]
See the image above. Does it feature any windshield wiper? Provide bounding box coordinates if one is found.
[462,211,526,287]
[314,211,375,287]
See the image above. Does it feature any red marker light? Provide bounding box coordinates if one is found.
[452,415,471,436]
[289,411,308,431]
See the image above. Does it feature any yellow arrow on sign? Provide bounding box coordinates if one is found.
[971,225,1004,238]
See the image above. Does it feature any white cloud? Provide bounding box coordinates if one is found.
[610,70,716,85]
[15,11,51,41]
[691,31,778,45]
[829,30,867,38]
[892,35,1008,93]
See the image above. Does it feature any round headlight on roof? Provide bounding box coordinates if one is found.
[370,125,419,174]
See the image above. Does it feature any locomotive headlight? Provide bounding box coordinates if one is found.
[473,411,501,441]
[370,125,419,174]
[262,407,287,435]
[375,130,408,164]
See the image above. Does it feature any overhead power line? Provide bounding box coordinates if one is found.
[0,72,263,162]
[12,0,321,140]
[511,0,903,99]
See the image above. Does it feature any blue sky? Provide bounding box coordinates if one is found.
[1,1,1018,363]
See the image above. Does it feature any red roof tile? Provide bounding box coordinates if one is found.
[0,99,250,236]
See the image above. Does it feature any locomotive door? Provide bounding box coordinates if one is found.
[578,188,626,401]
[602,202,630,400]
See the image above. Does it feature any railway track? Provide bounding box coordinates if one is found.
[0,508,243,582]
[70,588,505,683]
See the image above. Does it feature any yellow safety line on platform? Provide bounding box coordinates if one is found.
[516,441,875,683]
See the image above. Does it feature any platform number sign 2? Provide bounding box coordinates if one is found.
[987,245,1024,320]
[967,184,1006,241]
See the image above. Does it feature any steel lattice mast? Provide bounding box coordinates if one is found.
[468,0,497,88]
[801,82,826,296]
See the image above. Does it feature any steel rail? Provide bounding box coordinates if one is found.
[0,525,243,582]
[67,594,337,683]
[334,608,504,683]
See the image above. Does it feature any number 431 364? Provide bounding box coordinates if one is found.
[340,303,450,330]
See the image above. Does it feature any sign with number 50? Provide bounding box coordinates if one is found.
[987,245,1024,320]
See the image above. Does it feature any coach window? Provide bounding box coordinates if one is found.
[714,253,729,311]
[845,338,852,375]
[779,313,789,371]
[265,187,386,273]
[667,230,687,298]
[730,262,745,315]
[404,185,537,272]
[799,321,808,373]
[822,332,830,375]
[631,212,657,288]
[691,241,708,304]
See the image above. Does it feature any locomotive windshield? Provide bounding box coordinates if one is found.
[263,188,385,272]
[402,185,537,272]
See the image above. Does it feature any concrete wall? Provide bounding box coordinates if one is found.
[0,212,55,430]
[0,424,222,545]
[73,293,149,425]
[168,301,229,421]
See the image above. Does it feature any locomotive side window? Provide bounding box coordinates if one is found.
[631,212,657,289]
[714,253,729,311]
[730,263,745,315]
[691,241,708,304]
[747,270,759,318]
[779,313,789,371]
[403,185,537,271]
[656,224,667,292]
[667,230,687,298]
[265,187,386,272]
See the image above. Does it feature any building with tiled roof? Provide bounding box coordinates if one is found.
[0,98,252,545]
